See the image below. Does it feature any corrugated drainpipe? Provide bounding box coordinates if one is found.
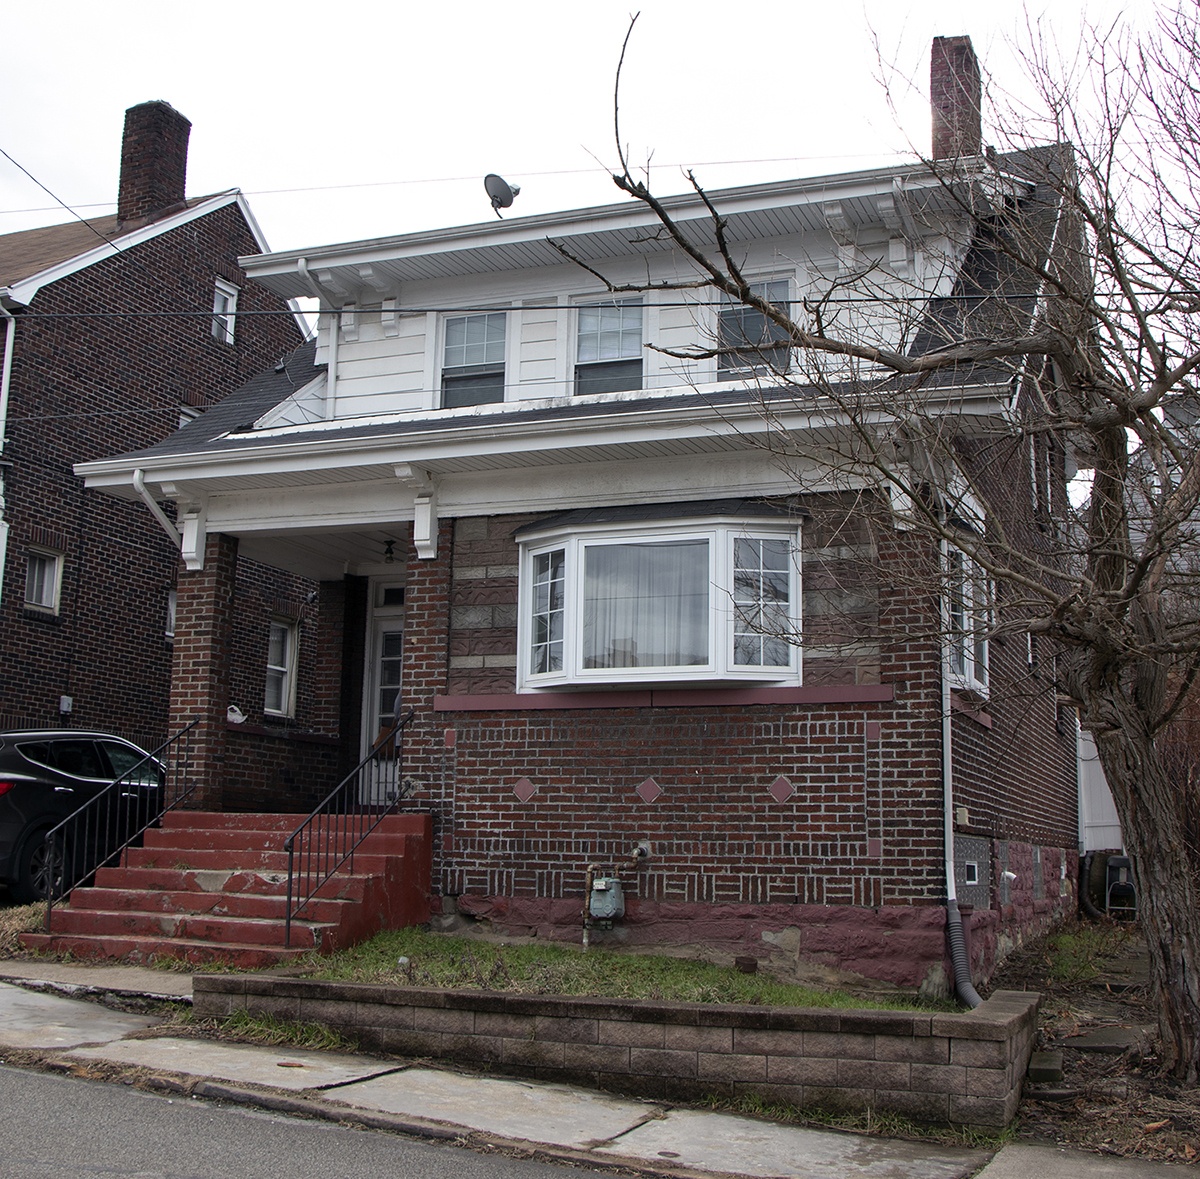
[0,304,15,605]
[941,534,982,1008]
[296,258,338,419]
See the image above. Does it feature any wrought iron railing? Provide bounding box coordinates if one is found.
[284,710,416,948]
[43,720,201,931]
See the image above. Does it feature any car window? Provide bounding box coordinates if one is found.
[100,740,161,787]
[15,742,54,771]
[46,740,107,780]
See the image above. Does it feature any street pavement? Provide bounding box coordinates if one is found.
[0,961,1183,1179]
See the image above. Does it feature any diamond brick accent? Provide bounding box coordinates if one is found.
[769,775,795,803]
[513,777,537,802]
[636,777,662,803]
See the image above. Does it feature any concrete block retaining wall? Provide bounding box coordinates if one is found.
[194,975,1039,1128]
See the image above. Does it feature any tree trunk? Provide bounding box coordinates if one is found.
[1089,687,1200,1083]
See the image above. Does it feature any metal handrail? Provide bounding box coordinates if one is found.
[43,719,201,932]
[284,710,416,948]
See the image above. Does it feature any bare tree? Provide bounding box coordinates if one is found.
[569,9,1200,1080]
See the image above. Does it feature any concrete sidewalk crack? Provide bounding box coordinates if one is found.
[580,1104,671,1150]
[310,1064,411,1091]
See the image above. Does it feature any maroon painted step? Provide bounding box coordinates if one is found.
[20,811,432,967]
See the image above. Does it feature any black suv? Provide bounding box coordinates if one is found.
[0,731,162,902]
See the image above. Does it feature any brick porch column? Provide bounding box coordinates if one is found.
[169,533,238,810]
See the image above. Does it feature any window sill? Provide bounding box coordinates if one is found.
[950,691,993,728]
[434,683,894,712]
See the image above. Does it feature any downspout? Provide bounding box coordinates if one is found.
[132,469,181,547]
[941,534,982,1008]
[296,258,339,419]
[0,303,15,605]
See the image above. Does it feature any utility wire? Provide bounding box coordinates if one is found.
[0,152,916,218]
[8,294,1042,320]
[0,145,127,254]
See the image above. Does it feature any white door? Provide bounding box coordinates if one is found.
[362,585,405,804]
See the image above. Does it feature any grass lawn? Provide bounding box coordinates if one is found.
[307,927,941,1010]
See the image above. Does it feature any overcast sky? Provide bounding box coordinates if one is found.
[1,0,1160,257]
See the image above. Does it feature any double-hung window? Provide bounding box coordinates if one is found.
[717,279,791,379]
[575,298,643,395]
[264,619,298,717]
[211,278,239,345]
[521,518,800,688]
[25,549,63,614]
[947,548,991,692]
[442,312,506,407]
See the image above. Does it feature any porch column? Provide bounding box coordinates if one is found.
[169,532,238,810]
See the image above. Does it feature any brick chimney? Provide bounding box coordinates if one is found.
[117,101,191,231]
[930,36,982,160]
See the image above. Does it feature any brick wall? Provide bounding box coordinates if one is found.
[0,200,303,746]
[391,503,1077,992]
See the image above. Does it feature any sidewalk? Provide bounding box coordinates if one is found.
[0,961,1180,1179]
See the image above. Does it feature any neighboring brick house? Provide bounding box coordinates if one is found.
[79,43,1081,994]
[0,101,305,749]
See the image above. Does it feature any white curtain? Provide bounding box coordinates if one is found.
[582,540,709,668]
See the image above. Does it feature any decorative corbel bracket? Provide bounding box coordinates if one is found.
[395,463,438,559]
[178,498,209,571]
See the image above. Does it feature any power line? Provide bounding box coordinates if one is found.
[0,145,127,254]
[0,152,914,219]
[8,293,1045,321]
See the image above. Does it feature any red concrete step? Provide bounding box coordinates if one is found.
[122,846,396,875]
[92,864,370,901]
[18,810,434,968]
[161,812,303,833]
[19,931,311,969]
[46,907,332,950]
[67,886,351,924]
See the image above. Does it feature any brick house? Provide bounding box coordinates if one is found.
[78,42,1081,994]
[0,101,305,749]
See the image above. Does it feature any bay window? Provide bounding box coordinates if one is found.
[519,518,800,688]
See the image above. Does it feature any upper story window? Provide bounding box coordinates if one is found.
[211,278,239,345]
[442,312,506,407]
[520,518,800,689]
[718,280,791,380]
[575,299,643,395]
[947,548,991,693]
[264,618,298,717]
[25,548,63,614]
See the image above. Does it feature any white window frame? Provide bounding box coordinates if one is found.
[264,618,299,717]
[440,310,507,408]
[573,297,643,395]
[716,277,793,381]
[211,278,239,345]
[946,547,991,694]
[517,518,801,690]
[165,587,177,640]
[24,548,63,614]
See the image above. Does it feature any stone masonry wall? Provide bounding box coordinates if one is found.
[194,974,1040,1129]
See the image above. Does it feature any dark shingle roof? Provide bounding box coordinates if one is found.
[0,196,220,290]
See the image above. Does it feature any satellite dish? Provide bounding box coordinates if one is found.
[484,174,520,218]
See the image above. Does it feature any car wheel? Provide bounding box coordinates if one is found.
[13,830,68,903]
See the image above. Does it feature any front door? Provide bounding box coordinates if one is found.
[362,583,405,803]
